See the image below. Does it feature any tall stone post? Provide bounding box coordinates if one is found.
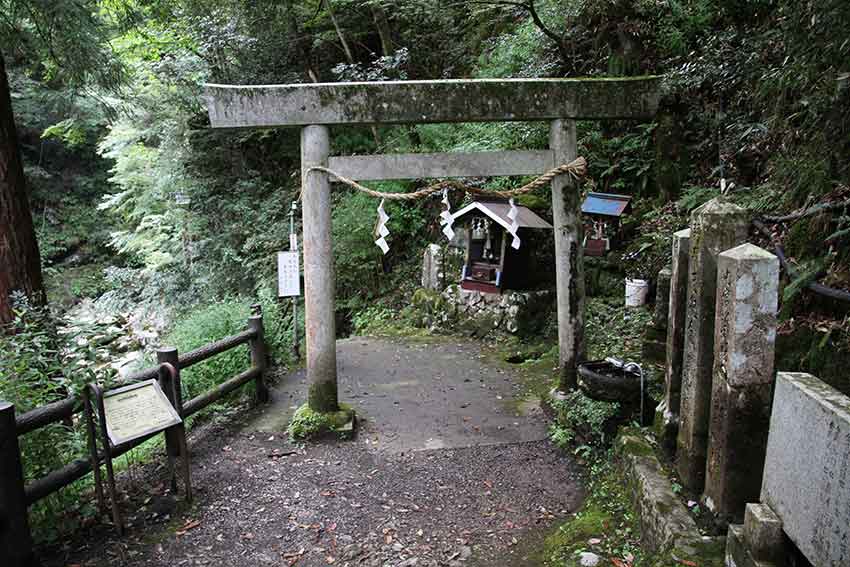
[704,243,778,523]
[676,198,748,490]
[550,119,586,391]
[301,125,339,413]
[655,228,690,455]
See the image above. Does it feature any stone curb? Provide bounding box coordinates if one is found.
[614,430,725,565]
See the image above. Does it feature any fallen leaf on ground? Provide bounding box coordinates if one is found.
[175,519,201,535]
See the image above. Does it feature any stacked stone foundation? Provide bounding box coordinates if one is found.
[441,285,554,335]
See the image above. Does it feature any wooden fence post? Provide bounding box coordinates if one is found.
[156,347,182,490]
[0,402,36,567]
[248,315,269,403]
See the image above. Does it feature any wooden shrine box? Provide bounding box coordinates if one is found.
[581,192,632,256]
[451,200,552,294]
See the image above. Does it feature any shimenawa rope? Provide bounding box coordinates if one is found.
[302,156,587,201]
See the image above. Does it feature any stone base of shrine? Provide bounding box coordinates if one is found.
[440,285,554,335]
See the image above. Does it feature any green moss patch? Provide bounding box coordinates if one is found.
[286,403,355,440]
[541,460,642,566]
[615,428,656,458]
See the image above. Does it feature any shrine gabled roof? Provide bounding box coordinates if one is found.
[581,192,632,217]
[451,201,553,232]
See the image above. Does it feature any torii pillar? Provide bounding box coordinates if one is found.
[203,78,661,412]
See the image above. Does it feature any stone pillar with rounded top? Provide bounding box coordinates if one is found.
[676,198,748,491]
[703,243,779,523]
[655,228,690,455]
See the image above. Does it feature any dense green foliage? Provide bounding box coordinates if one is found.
[11,0,848,326]
[162,292,294,405]
[0,294,118,541]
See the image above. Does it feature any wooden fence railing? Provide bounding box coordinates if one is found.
[0,311,269,567]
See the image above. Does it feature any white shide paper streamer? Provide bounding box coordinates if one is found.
[439,189,455,241]
[507,198,521,250]
[374,198,390,254]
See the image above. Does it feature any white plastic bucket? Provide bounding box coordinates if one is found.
[625,278,649,307]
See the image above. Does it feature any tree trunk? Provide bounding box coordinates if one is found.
[0,51,46,325]
[324,0,354,64]
[371,4,394,56]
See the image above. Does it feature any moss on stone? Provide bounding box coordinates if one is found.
[615,429,655,458]
[542,506,611,565]
[287,402,354,440]
[308,379,340,413]
[650,536,726,567]
[622,438,655,458]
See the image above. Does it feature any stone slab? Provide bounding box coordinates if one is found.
[328,150,555,180]
[743,504,783,563]
[421,244,443,290]
[703,378,772,522]
[644,267,672,364]
[652,267,672,331]
[760,372,850,567]
[712,244,779,388]
[203,77,662,128]
[725,524,779,567]
[617,432,698,552]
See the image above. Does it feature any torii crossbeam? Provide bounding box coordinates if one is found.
[203,78,661,414]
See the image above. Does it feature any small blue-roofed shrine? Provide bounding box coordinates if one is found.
[581,192,632,256]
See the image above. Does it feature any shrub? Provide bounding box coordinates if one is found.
[548,390,621,450]
[0,294,113,542]
[162,292,293,411]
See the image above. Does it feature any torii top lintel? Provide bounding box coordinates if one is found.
[203,77,662,128]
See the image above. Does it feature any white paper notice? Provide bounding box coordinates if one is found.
[277,251,301,297]
[103,380,181,447]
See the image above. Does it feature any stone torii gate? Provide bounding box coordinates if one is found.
[203,78,660,414]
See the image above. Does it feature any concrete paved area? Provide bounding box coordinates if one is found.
[250,337,549,452]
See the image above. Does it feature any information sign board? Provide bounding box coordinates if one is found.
[278,251,301,297]
[103,380,182,447]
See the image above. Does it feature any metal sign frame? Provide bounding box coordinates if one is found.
[83,366,192,534]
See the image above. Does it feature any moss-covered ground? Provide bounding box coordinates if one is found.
[286,402,355,440]
[540,457,644,566]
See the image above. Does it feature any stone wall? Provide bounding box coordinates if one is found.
[441,285,554,335]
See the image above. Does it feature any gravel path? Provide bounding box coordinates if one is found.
[41,338,584,567]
